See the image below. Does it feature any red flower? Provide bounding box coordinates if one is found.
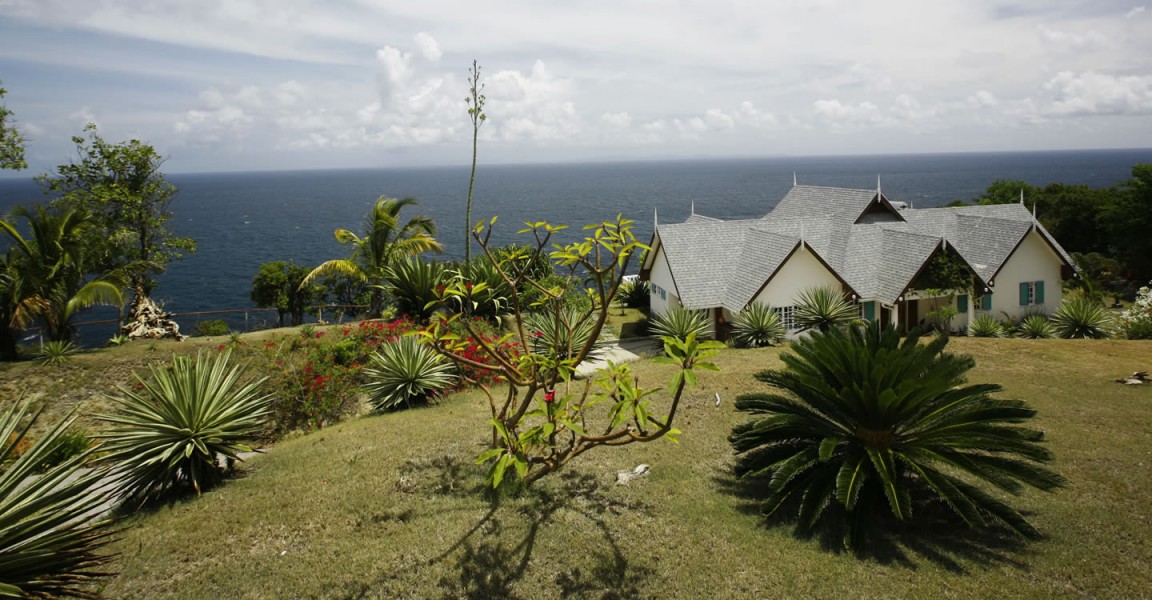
[544,389,555,403]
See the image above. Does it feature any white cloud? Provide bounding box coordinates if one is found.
[413,32,442,63]
[1043,70,1152,116]
[1125,6,1145,18]
[600,112,632,128]
[813,99,884,126]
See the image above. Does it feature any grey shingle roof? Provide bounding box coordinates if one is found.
[650,186,1075,311]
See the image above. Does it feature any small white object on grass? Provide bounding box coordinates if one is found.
[615,464,651,485]
[715,392,721,406]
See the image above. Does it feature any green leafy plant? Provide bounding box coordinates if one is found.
[195,319,230,337]
[1050,296,1114,339]
[649,306,710,342]
[1017,314,1056,339]
[97,350,271,504]
[730,322,1065,550]
[106,333,131,347]
[0,399,116,597]
[299,324,318,339]
[260,337,362,436]
[731,303,785,348]
[615,279,650,310]
[34,427,92,473]
[37,339,78,366]
[524,306,608,362]
[794,285,858,332]
[1119,282,1152,339]
[386,256,448,321]
[967,314,1006,338]
[363,336,457,410]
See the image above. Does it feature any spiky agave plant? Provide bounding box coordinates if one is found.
[731,302,786,348]
[363,336,457,410]
[1016,314,1056,339]
[730,321,1065,550]
[0,400,116,598]
[98,349,271,505]
[793,285,858,333]
[967,314,1006,338]
[649,306,710,342]
[1050,296,1114,339]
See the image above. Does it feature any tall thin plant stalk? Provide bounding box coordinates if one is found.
[464,60,486,265]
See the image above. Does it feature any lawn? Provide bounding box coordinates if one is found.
[71,336,1152,599]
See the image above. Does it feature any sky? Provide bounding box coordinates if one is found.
[1,0,1151,174]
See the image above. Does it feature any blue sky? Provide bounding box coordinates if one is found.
[1,0,1150,174]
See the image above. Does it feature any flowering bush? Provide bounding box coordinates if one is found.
[262,340,362,436]
[1120,283,1152,340]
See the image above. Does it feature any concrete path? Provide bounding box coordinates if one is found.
[575,336,662,378]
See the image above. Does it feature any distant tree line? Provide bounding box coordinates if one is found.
[948,163,1152,300]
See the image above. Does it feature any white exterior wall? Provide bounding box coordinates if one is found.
[986,230,1064,318]
[648,244,680,317]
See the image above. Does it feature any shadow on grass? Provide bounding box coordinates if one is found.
[431,471,655,600]
[712,470,1036,573]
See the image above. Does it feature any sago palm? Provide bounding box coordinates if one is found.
[0,400,116,598]
[730,321,1064,549]
[794,285,858,332]
[303,197,442,317]
[98,350,271,505]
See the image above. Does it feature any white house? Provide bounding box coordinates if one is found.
[639,183,1078,338]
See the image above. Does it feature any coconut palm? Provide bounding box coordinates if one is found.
[303,197,442,317]
[0,399,116,597]
[794,285,858,332]
[730,321,1065,550]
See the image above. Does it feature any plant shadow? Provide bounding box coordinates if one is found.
[432,471,655,600]
[712,469,1036,573]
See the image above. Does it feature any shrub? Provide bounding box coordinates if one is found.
[1120,282,1152,339]
[34,427,91,473]
[36,339,78,366]
[363,336,457,410]
[1051,296,1114,339]
[967,314,1006,337]
[794,285,858,332]
[0,400,116,596]
[616,279,650,310]
[1017,314,1056,339]
[262,339,363,435]
[731,303,785,348]
[98,350,271,504]
[730,322,1065,549]
[196,319,230,337]
[447,259,514,318]
[387,257,448,321]
[524,306,608,361]
[106,333,131,347]
[649,306,710,342]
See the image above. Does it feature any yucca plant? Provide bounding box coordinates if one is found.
[731,303,785,348]
[615,279,650,310]
[363,336,457,410]
[1016,314,1056,339]
[524,306,608,362]
[37,339,78,366]
[97,350,271,505]
[0,400,116,598]
[649,306,710,342]
[967,314,1005,338]
[730,321,1065,550]
[1050,296,1114,339]
[794,285,858,332]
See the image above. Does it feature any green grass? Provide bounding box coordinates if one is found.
[71,337,1152,598]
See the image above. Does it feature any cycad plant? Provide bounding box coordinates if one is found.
[98,350,271,505]
[1016,314,1056,339]
[731,303,785,348]
[1050,296,1114,339]
[794,285,858,332]
[649,306,710,342]
[967,314,1005,338]
[0,400,116,598]
[730,321,1065,550]
[363,336,457,410]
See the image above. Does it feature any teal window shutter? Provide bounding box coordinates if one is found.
[863,301,875,321]
[957,294,968,313]
[1035,281,1045,304]
[981,294,992,311]
[1019,282,1029,306]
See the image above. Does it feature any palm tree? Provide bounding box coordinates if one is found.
[303,197,442,317]
[730,321,1065,550]
[0,205,124,352]
[793,285,858,332]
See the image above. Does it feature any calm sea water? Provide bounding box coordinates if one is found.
[1,149,1149,342]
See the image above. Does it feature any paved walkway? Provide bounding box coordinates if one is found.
[575,336,662,378]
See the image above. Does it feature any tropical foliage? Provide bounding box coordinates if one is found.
[0,400,116,598]
[730,322,1065,549]
[731,302,785,348]
[1050,296,1114,339]
[615,279,650,310]
[967,314,1006,338]
[524,306,608,361]
[363,336,457,410]
[0,81,24,170]
[794,285,858,333]
[649,306,710,342]
[303,197,442,317]
[250,261,324,327]
[1017,314,1056,339]
[1119,282,1152,339]
[37,339,79,365]
[98,350,271,504]
[386,257,448,321]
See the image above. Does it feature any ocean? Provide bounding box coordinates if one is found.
[1,149,1149,343]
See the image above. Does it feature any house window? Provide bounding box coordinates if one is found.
[1018,281,1045,306]
[775,306,797,331]
[977,293,993,311]
[651,284,667,301]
